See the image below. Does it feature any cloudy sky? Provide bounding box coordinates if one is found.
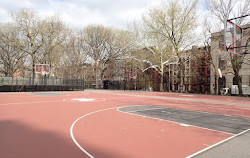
[0,0,207,29]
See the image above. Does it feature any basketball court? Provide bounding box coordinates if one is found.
[1,90,250,158]
[1,14,250,158]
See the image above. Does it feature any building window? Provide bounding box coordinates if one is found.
[207,76,210,83]
[218,58,226,70]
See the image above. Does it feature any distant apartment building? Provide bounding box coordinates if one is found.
[210,24,250,94]
[100,46,212,93]
[169,46,210,93]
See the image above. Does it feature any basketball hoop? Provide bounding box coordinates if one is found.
[41,70,46,76]
[35,64,50,75]
[224,19,243,55]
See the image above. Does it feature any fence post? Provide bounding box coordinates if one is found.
[77,79,79,90]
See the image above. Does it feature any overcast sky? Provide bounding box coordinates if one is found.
[0,0,207,29]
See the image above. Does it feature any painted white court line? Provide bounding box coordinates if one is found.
[70,105,237,158]
[126,106,247,118]
[0,100,61,106]
[124,106,215,116]
[185,128,250,158]
[123,103,250,114]
[70,107,117,158]
[72,98,95,102]
[180,123,190,127]
[63,98,106,102]
[0,92,27,94]
[180,95,194,97]
[123,107,171,113]
[70,105,156,157]
[88,91,250,107]
[117,106,234,135]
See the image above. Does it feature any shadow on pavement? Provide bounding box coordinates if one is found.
[0,120,127,158]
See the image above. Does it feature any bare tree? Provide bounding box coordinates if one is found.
[201,19,219,94]
[11,9,45,82]
[130,28,177,91]
[83,25,134,88]
[0,23,27,77]
[60,30,88,79]
[40,15,68,77]
[207,0,250,95]
[131,0,198,91]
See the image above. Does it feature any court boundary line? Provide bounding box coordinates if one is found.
[71,105,236,158]
[87,91,250,108]
[70,105,174,157]
[27,92,70,97]
[118,106,250,157]
[0,97,105,106]
[185,128,250,158]
[0,100,62,106]
[117,105,234,135]
[64,98,106,102]
[70,107,118,158]
[124,105,250,118]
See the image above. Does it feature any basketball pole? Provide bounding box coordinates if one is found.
[224,19,227,52]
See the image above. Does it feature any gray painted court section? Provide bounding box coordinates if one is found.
[193,130,250,158]
[119,106,250,134]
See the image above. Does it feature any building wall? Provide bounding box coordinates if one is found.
[170,46,210,93]
[210,24,250,94]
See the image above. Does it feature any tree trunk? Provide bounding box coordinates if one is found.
[238,77,243,96]
[160,62,164,92]
[95,69,100,89]
[32,57,35,86]
[160,74,164,91]
[214,74,217,95]
[236,74,243,96]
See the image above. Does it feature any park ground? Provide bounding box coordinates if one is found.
[0,90,250,158]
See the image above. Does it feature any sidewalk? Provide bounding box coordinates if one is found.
[193,130,250,158]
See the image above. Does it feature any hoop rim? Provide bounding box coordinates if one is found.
[35,64,50,74]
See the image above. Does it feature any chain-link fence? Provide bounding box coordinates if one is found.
[0,77,84,92]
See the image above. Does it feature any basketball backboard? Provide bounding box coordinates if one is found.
[35,64,50,75]
[224,20,243,55]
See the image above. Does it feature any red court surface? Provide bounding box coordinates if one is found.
[0,90,250,158]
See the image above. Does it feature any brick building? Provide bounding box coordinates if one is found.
[169,46,210,93]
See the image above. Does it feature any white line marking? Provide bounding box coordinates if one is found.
[70,105,160,157]
[63,98,106,102]
[70,105,239,157]
[117,106,234,135]
[88,91,250,108]
[180,123,190,127]
[70,107,118,158]
[72,98,95,102]
[0,100,61,106]
[0,92,27,94]
[180,95,194,97]
[124,107,169,113]
[185,128,250,158]
[119,105,250,120]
